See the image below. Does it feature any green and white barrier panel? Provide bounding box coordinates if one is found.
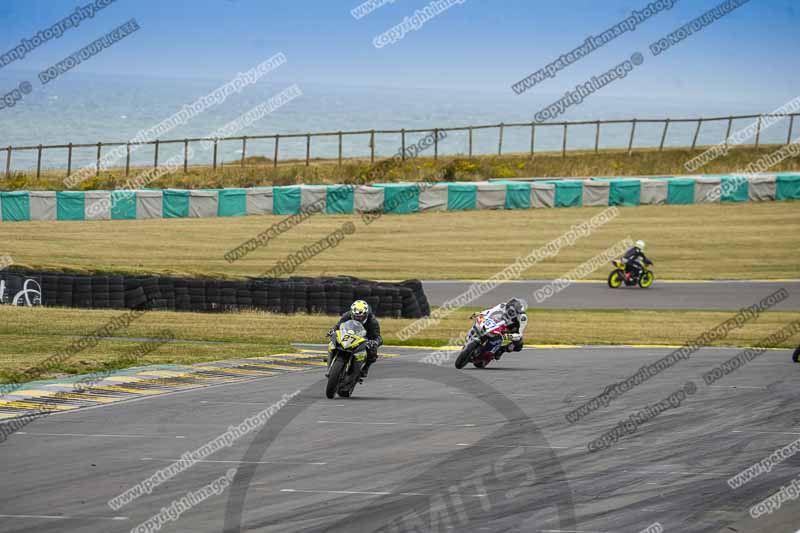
[1,173,798,222]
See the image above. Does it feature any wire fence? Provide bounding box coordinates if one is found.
[4,111,798,179]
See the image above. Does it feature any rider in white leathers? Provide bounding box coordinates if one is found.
[474,298,528,359]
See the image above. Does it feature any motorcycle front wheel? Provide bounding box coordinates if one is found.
[326,356,346,399]
[455,340,479,369]
[639,271,654,288]
[608,270,623,288]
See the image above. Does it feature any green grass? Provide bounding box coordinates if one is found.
[1,305,797,383]
[4,144,799,191]
[4,202,799,280]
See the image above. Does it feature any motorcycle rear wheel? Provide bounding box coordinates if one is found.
[455,340,479,369]
[608,270,623,288]
[326,357,346,399]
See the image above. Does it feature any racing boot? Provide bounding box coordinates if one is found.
[359,360,374,380]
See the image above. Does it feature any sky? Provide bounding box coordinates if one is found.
[0,0,798,110]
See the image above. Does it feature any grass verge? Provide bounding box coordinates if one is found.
[3,144,799,191]
[1,305,797,383]
[4,202,799,280]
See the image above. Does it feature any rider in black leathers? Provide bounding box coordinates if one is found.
[622,240,653,280]
[326,300,382,379]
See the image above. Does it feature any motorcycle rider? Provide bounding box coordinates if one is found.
[622,240,653,280]
[326,300,382,379]
[472,297,528,359]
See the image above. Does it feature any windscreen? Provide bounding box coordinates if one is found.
[339,320,367,338]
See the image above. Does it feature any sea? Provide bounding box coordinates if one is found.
[0,71,792,173]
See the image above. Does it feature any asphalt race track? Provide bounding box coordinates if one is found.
[423,280,800,311]
[2,345,799,533]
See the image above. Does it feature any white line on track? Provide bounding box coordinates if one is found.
[199,400,276,405]
[0,514,128,521]
[15,431,185,438]
[281,489,426,496]
[732,430,800,435]
[280,488,487,497]
[142,458,326,465]
[317,420,477,427]
[199,400,345,407]
[539,530,608,533]
[623,469,731,476]
[708,385,765,389]
[456,443,570,450]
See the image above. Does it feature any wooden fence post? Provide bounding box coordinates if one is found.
[306,134,311,166]
[468,127,473,158]
[66,143,72,178]
[754,115,762,149]
[241,136,247,167]
[370,130,375,164]
[154,139,159,169]
[36,145,43,178]
[627,119,637,156]
[338,131,343,165]
[659,119,669,151]
[562,123,567,158]
[498,123,504,156]
[183,140,189,173]
[594,121,601,152]
[434,129,439,161]
[400,129,406,161]
[125,143,131,176]
[273,135,279,169]
[95,142,102,176]
[788,114,796,144]
[691,119,703,151]
[4,146,10,178]
[530,123,535,158]
[724,116,733,149]
[212,139,218,169]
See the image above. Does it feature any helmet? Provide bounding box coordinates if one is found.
[635,240,645,250]
[505,298,527,318]
[350,300,370,322]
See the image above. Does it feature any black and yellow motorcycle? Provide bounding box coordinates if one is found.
[325,320,368,399]
[608,258,654,289]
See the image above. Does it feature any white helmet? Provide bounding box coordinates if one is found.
[635,240,645,250]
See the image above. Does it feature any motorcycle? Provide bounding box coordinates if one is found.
[325,319,368,399]
[454,309,518,369]
[607,258,654,289]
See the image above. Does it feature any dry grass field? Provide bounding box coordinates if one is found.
[1,305,798,381]
[2,202,798,280]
